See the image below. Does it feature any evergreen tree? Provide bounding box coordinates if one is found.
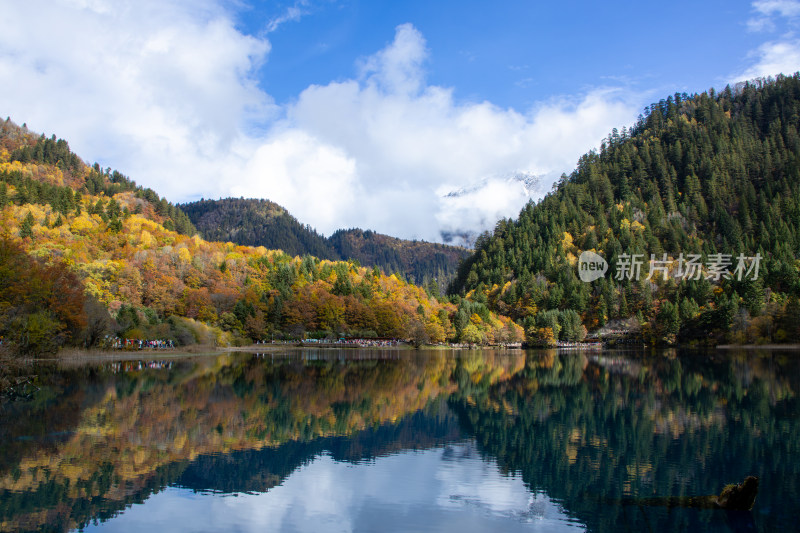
[19,211,35,239]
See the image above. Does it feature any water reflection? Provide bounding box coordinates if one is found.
[0,348,797,532]
[87,443,579,533]
[450,349,800,533]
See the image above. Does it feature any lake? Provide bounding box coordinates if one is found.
[0,348,798,532]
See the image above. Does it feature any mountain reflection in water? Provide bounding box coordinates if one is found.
[0,348,798,532]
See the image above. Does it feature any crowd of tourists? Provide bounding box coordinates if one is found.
[255,338,402,347]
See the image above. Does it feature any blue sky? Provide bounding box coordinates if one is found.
[0,0,798,243]
[254,1,761,109]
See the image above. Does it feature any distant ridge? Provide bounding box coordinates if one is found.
[180,197,470,287]
[179,197,334,260]
[328,227,470,288]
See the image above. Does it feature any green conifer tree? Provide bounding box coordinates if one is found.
[19,211,35,239]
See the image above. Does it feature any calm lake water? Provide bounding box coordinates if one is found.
[1,348,798,532]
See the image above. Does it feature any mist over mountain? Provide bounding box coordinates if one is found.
[437,172,544,247]
[442,172,540,199]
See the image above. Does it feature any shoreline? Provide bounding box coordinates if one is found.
[40,344,237,363]
[6,342,800,365]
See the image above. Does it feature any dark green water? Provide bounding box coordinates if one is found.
[0,348,797,532]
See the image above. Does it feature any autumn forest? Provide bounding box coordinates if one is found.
[0,120,521,355]
[3,75,800,356]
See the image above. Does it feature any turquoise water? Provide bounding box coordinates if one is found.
[0,348,797,532]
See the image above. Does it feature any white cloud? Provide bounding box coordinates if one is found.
[0,2,639,243]
[259,25,638,240]
[748,0,800,31]
[435,175,541,246]
[754,0,800,18]
[738,1,800,80]
[358,23,429,96]
[232,129,361,233]
[0,0,275,205]
[266,0,311,33]
[735,39,800,80]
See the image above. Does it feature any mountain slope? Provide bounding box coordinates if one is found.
[179,198,335,260]
[1,119,196,235]
[450,75,800,345]
[180,197,470,287]
[327,228,469,289]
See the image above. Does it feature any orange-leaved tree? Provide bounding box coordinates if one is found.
[0,236,87,355]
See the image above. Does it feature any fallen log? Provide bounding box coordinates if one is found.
[615,476,759,511]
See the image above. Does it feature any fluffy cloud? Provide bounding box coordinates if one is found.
[748,0,800,31]
[247,24,639,241]
[0,2,640,242]
[738,1,800,80]
[232,130,361,233]
[0,0,272,199]
[735,39,800,80]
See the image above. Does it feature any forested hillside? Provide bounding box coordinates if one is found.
[0,120,195,235]
[180,198,335,259]
[180,198,469,287]
[327,228,469,290]
[450,75,800,345]
[0,120,521,355]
